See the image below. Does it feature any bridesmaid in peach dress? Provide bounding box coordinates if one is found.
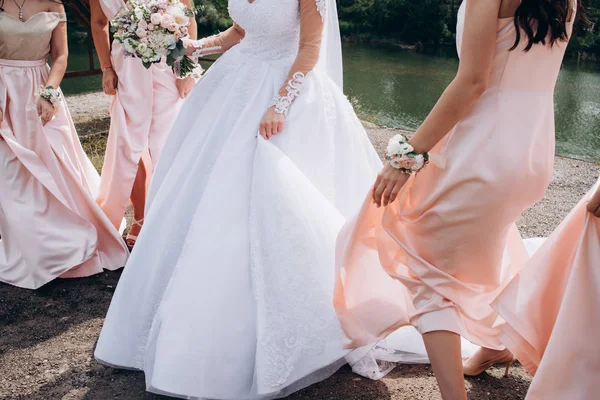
[90,0,197,247]
[0,0,129,289]
[489,177,600,399]
[334,0,579,398]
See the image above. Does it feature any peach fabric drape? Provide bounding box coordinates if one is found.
[334,2,573,350]
[492,176,600,400]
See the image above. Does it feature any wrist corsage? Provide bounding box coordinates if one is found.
[36,86,62,108]
[386,133,429,174]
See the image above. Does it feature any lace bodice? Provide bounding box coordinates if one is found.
[0,12,66,61]
[229,0,302,61]
[189,0,326,115]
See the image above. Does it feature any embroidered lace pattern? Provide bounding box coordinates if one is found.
[269,72,305,116]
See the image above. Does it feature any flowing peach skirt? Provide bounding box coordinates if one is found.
[0,59,129,289]
[492,177,600,400]
[334,87,553,350]
[96,44,182,229]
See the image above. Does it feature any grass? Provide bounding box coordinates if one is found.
[79,132,108,173]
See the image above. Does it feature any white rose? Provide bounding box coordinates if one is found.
[167,5,189,26]
[160,14,174,28]
[398,142,414,155]
[391,134,407,144]
[138,19,148,29]
[413,154,425,170]
[136,27,147,38]
[150,13,162,25]
[386,140,401,156]
[138,43,148,53]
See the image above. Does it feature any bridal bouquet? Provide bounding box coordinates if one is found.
[111,0,203,78]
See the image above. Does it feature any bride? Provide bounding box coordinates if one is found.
[94,0,383,398]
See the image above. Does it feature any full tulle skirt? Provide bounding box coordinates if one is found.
[492,177,600,400]
[0,59,129,289]
[95,47,382,399]
[96,44,182,229]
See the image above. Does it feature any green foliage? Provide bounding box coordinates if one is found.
[338,0,459,46]
[338,0,600,58]
[194,0,232,34]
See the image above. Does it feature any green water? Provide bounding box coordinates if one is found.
[62,41,600,162]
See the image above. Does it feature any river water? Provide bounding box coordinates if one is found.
[62,42,600,161]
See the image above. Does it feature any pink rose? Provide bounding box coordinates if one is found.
[160,14,174,28]
[150,13,162,25]
[398,156,416,170]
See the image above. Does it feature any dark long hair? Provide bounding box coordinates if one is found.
[511,0,589,51]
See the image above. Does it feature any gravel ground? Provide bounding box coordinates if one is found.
[1,95,598,400]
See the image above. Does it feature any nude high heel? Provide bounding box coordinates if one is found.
[462,348,515,377]
[125,217,144,250]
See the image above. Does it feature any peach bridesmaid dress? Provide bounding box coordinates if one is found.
[96,0,184,229]
[334,1,574,351]
[491,176,600,400]
[0,11,129,289]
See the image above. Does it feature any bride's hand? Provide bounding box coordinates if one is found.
[587,185,600,218]
[373,164,410,208]
[259,107,285,140]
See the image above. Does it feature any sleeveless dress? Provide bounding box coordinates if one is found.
[0,12,129,289]
[334,1,574,352]
[95,0,184,230]
[95,0,382,398]
[491,175,600,400]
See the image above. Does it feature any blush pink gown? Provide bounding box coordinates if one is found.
[0,12,129,289]
[491,176,600,400]
[334,1,574,351]
[95,0,183,229]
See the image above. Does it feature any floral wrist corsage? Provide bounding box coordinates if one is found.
[386,133,429,174]
[36,86,62,108]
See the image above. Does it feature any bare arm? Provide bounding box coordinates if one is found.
[181,0,198,41]
[408,0,501,154]
[373,0,502,207]
[90,0,112,71]
[46,4,69,89]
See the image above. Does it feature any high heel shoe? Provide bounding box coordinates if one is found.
[125,217,144,250]
[463,348,514,377]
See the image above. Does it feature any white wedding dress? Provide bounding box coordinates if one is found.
[94,0,384,398]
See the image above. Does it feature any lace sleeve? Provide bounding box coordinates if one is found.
[269,0,325,116]
[187,23,246,57]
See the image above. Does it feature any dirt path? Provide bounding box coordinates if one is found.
[1,96,598,400]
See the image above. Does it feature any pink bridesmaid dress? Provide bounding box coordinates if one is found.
[0,11,129,289]
[96,0,184,229]
[334,2,575,351]
[491,176,600,400]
